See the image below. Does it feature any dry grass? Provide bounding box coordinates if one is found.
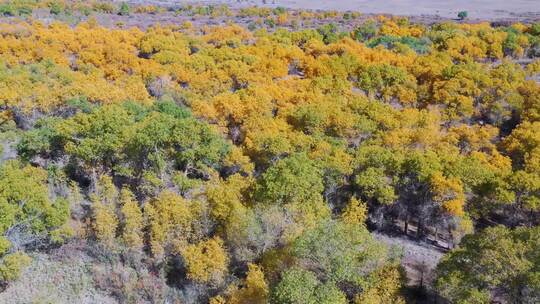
[0,252,116,304]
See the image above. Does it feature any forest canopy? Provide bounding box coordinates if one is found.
[0,1,540,303]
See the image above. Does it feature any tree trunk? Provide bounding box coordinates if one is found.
[417,218,423,239]
[404,215,409,236]
[448,228,454,249]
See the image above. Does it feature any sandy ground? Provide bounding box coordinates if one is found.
[132,0,540,21]
[374,232,445,288]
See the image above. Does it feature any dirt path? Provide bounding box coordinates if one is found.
[373,232,445,288]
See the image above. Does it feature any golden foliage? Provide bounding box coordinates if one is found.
[227,264,269,304]
[342,197,368,226]
[144,191,200,258]
[120,189,144,250]
[182,237,229,284]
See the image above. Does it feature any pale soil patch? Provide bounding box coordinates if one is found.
[132,0,540,22]
[0,252,116,304]
[374,232,445,288]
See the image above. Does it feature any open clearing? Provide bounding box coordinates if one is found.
[134,0,540,21]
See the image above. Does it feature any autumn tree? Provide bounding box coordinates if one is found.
[181,237,229,285]
[119,188,143,250]
[144,191,202,258]
[91,175,119,247]
[227,263,269,304]
[436,226,540,303]
[0,160,70,283]
[272,267,347,304]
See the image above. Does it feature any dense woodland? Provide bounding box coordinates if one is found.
[0,1,540,303]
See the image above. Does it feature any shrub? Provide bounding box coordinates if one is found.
[273,6,286,16]
[264,17,276,28]
[317,23,348,44]
[17,5,32,16]
[248,22,257,31]
[529,23,540,36]
[118,2,130,16]
[49,2,63,15]
[93,2,115,14]
[366,35,431,54]
[353,20,378,41]
[0,4,15,16]
[0,252,31,283]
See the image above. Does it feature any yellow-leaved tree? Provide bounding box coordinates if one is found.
[144,191,201,259]
[120,188,143,250]
[181,237,229,285]
[91,176,119,247]
[227,263,269,304]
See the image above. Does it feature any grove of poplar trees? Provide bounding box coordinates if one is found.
[0,1,539,303]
